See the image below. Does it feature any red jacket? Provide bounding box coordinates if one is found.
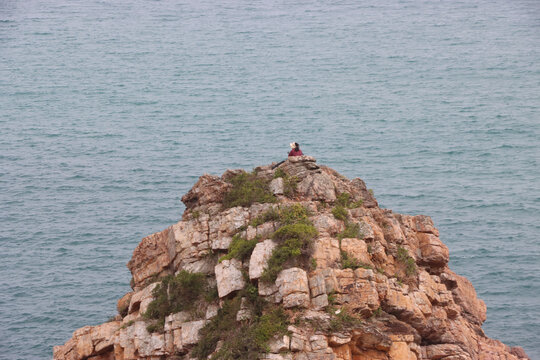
[288,149,303,156]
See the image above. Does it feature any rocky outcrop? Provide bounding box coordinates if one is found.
[54,156,529,360]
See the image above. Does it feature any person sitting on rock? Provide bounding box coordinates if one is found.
[288,142,303,157]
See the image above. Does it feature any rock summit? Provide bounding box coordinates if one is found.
[54,156,529,360]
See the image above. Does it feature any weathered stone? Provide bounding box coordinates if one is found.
[311,294,329,310]
[236,297,252,321]
[297,172,337,202]
[164,311,190,331]
[309,334,329,351]
[388,341,417,360]
[249,239,277,280]
[117,292,134,317]
[127,228,172,289]
[311,214,344,236]
[181,174,230,210]
[116,321,166,358]
[331,343,352,360]
[215,259,245,298]
[205,304,219,319]
[288,326,308,352]
[417,233,449,267]
[338,279,380,314]
[276,268,310,308]
[209,207,250,249]
[270,177,284,195]
[353,268,374,280]
[413,215,439,236]
[423,343,471,360]
[451,271,487,325]
[181,320,206,345]
[340,237,373,265]
[268,335,290,353]
[128,282,158,315]
[329,333,352,346]
[256,221,277,239]
[309,273,327,298]
[260,353,293,360]
[312,237,341,268]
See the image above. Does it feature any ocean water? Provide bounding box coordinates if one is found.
[0,0,539,358]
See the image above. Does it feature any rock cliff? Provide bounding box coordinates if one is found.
[54,157,529,360]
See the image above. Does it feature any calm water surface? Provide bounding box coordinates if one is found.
[0,0,539,358]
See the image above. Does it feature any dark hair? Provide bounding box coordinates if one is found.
[294,142,300,150]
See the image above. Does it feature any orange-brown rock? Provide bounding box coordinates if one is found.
[54,157,530,360]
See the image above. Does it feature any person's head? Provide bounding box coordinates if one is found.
[290,142,300,150]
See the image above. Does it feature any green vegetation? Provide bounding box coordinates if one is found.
[310,258,318,270]
[341,251,372,270]
[335,192,363,209]
[327,291,337,305]
[273,168,300,198]
[256,204,317,283]
[250,203,311,228]
[261,222,318,282]
[396,246,417,276]
[249,208,280,227]
[331,205,348,221]
[193,295,289,360]
[192,210,201,219]
[273,168,287,179]
[277,203,311,225]
[328,308,363,332]
[219,234,259,262]
[370,306,383,319]
[120,320,135,329]
[337,222,362,240]
[143,271,211,332]
[223,171,276,208]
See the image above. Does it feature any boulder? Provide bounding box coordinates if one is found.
[127,228,172,290]
[181,174,230,210]
[451,272,487,325]
[417,233,449,267]
[340,237,373,265]
[270,177,284,195]
[249,239,277,280]
[312,237,341,268]
[215,259,245,298]
[181,320,206,345]
[276,268,310,308]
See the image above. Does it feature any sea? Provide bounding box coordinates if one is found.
[0,0,538,358]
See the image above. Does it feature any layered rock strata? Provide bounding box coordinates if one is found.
[54,156,529,360]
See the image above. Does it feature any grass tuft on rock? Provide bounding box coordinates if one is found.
[223,171,276,208]
[336,192,363,209]
[341,251,372,270]
[337,222,363,240]
[273,168,300,198]
[396,246,417,276]
[250,203,311,228]
[328,308,363,332]
[143,271,211,332]
[219,234,259,262]
[261,222,318,283]
[331,205,348,221]
[193,295,289,360]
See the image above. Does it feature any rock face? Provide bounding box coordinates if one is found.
[54,157,530,360]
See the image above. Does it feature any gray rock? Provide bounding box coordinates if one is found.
[215,259,245,298]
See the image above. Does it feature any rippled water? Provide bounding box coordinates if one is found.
[1,0,539,358]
